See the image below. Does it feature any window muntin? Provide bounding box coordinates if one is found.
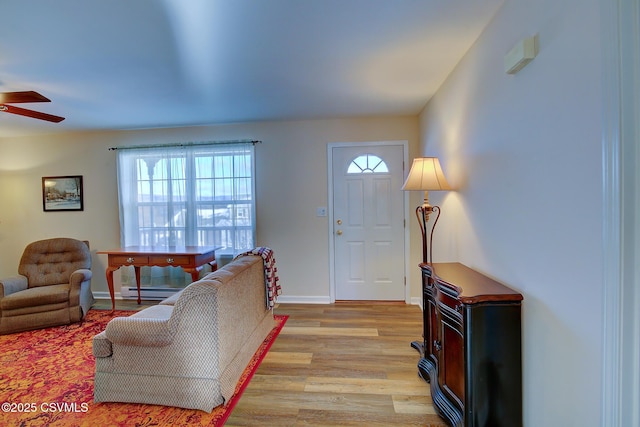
[347,154,389,174]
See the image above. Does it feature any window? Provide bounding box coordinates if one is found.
[117,142,255,257]
[347,154,389,174]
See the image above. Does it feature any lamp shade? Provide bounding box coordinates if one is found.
[402,157,451,191]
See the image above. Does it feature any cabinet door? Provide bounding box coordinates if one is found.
[440,317,465,407]
[437,292,465,409]
[426,291,439,368]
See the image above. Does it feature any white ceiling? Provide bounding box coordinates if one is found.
[0,0,503,137]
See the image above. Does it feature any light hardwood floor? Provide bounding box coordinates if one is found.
[226,303,447,427]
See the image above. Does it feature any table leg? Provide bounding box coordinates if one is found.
[134,266,141,304]
[185,267,201,284]
[105,266,117,311]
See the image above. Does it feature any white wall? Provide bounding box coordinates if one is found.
[0,116,421,300]
[419,0,603,425]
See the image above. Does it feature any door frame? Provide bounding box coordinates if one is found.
[601,0,640,425]
[327,140,410,303]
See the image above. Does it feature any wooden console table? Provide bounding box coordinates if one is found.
[413,263,523,427]
[97,246,220,311]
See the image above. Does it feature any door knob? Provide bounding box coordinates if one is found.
[336,230,343,236]
[336,219,343,225]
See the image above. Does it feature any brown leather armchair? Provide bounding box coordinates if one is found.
[0,238,94,335]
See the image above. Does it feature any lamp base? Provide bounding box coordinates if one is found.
[416,204,441,265]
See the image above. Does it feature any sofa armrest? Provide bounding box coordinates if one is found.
[92,331,113,358]
[105,305,175,347]
[0,275,28,298]
[68,269,92,308]
[70,269,92,287]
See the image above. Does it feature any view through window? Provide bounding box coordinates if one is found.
[117,142,256,257]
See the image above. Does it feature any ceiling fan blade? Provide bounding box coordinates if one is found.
[0,91,51,104]
[0,104,65,123]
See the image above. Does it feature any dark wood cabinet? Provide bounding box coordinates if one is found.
[413,263,523,427]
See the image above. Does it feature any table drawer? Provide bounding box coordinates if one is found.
[110,255,149,266]
[149,255,192,266]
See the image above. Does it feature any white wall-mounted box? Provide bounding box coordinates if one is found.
[504,35,539,74]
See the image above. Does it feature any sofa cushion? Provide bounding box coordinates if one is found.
[0,284,70,310]
[158,256,253,306]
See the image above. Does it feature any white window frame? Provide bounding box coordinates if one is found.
[116,142,256,258]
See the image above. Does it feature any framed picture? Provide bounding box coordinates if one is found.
[42,176,84,212]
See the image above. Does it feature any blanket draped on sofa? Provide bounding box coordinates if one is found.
[235,246,281,309]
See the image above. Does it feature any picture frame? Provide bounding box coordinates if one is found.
[42,176,84,212]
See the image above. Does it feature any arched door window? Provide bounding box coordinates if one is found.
[347,154,389,174]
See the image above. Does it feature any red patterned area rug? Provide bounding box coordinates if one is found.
[0,310,288,427]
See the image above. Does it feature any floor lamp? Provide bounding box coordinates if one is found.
[402,157,451,265]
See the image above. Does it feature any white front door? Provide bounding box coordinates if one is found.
[331,143,405,300]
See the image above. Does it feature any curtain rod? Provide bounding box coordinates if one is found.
[108,139,261,151]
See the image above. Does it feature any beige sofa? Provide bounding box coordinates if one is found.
[92,255,275,412]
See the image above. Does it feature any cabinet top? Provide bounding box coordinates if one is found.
[422,262,523,304]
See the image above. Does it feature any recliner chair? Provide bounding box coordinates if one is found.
[0,237,93,335]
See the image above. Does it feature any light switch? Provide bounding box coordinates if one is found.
[316,207,327,217]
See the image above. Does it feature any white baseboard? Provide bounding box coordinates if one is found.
[410,296,422,308]
[276,295,332,304]
[92,290,331,304]
[93,287,180,301]
[93,291,120,300]
[120,286,181,300]
[277,296,422,305]
[93,291,422,306]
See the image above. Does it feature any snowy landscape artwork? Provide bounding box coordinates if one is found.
[42,176,84,212]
